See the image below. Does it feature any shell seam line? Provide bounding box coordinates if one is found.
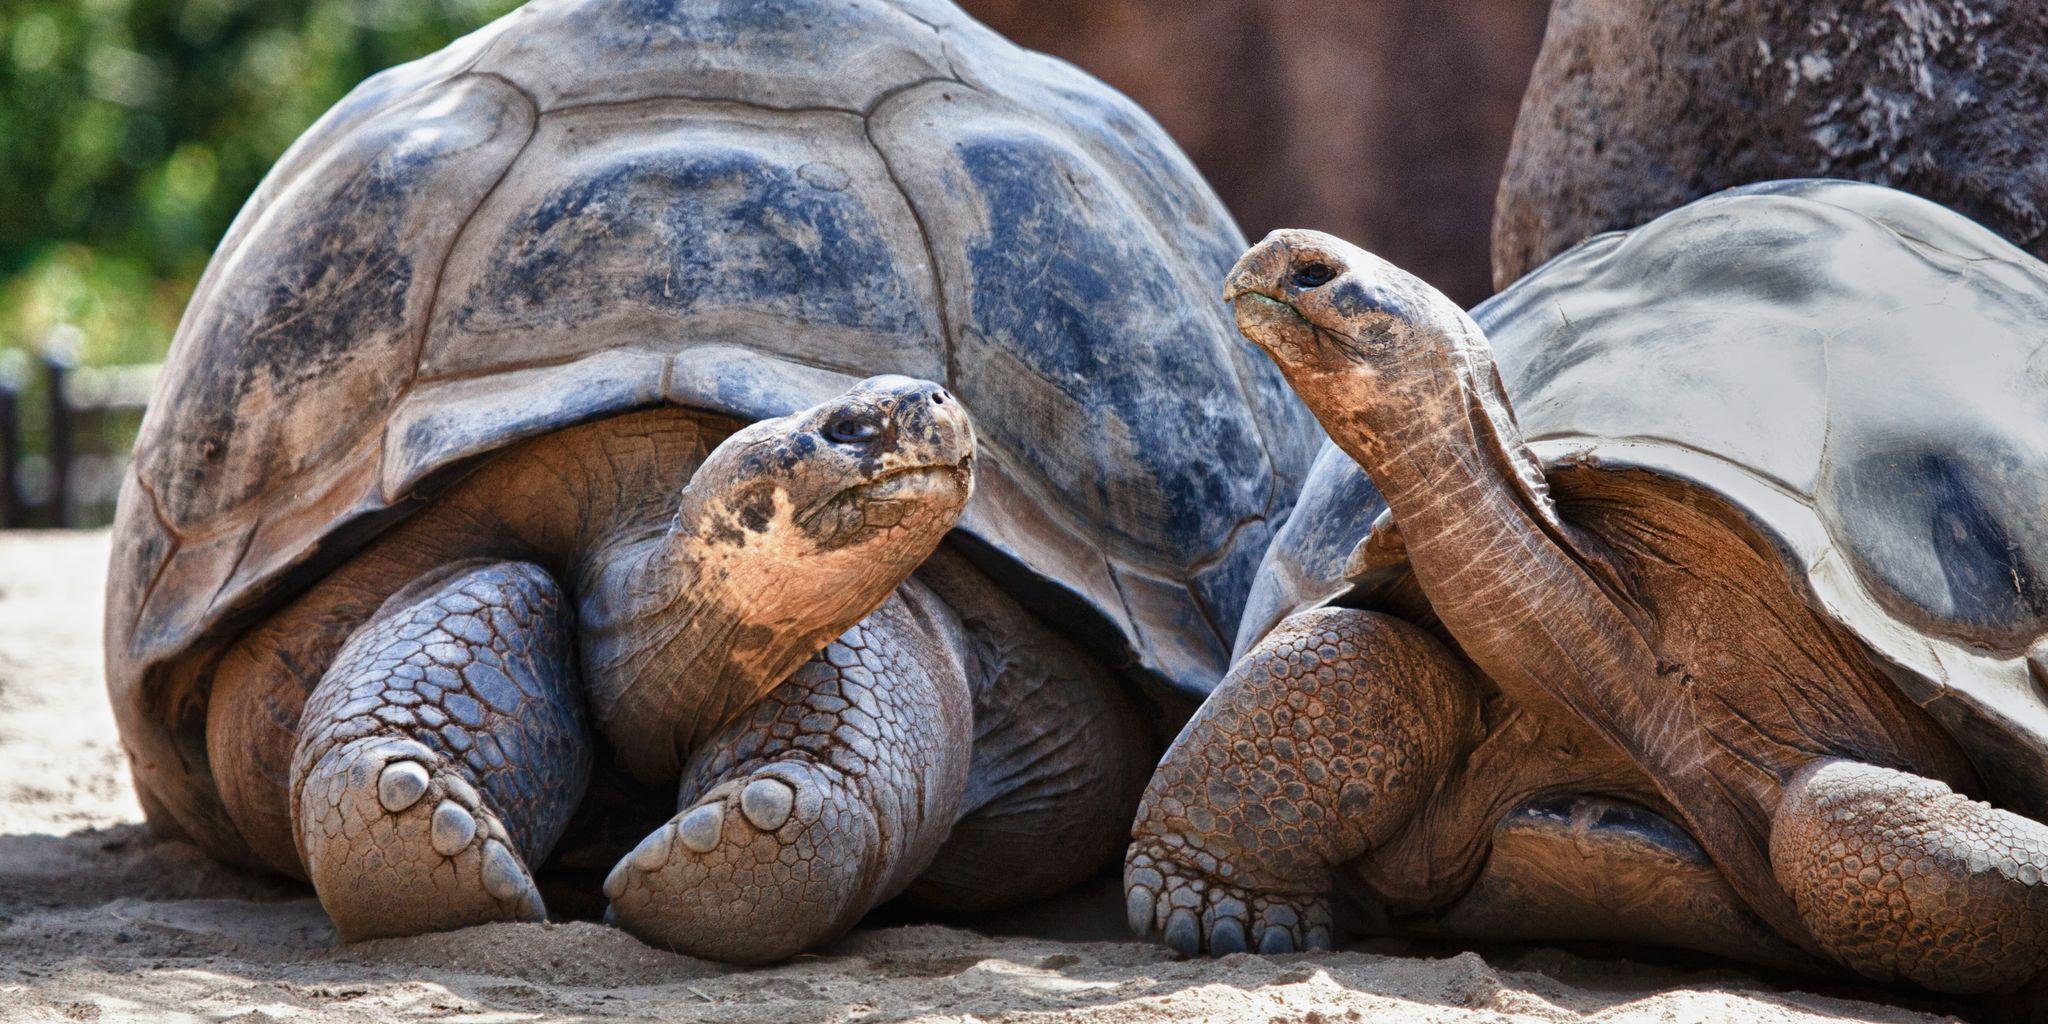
[859,75,966,385]
[383,69,543,506]
[886,0,963,81]
[1100,551,1146,659]
[541,93,866,119]
[1182,512,1267,577]
[408,69,543,385]
[1524,433,1813,503]
[127,470,184,638]
[405,334,879,389]
[201,523,260,620]
[891,1,946,34]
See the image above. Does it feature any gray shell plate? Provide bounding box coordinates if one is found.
[1241,179,2048,819]
[107,0,1318,838]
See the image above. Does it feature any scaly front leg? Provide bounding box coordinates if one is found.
[1126,607,1480,954]
[291,561,591,941]
[603,588,973,964]
[1773,758,2048,995]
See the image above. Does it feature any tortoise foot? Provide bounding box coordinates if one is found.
[1123,608,1475,958]
[605,760,878,964]
[297,735,545,941]
[1124,839,1334,956]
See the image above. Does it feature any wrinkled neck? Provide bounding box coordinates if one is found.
[1307,305,1636,723]
[1293,291,1820,946]
[1354,313,1565,549]
[575,531,833,783]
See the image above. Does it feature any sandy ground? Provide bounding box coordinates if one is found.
[0,530,1974,1023]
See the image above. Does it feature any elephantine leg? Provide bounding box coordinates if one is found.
[1772,758,2048,994]
[290,561,591,942]
[603,590,972,964]
[899,552,1155,913]
[1126,607,1480,955]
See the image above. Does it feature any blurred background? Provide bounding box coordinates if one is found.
[0,0,1550,527]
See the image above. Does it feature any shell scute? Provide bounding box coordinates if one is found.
[135,74,536,541]
[422,105,940,384]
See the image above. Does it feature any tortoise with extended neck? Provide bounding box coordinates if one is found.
[1127,180,2048,996]
[105,0,1314,964]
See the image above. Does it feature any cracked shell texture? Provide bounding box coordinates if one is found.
[108,0,1319,848]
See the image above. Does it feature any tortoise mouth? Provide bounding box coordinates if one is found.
[835,454,973,505]
[797,457,972,547]
[1233,291,1333,364]
[1233,291,1309,331]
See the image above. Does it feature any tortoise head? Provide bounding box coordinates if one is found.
[675,374,975,602]
[576,376,974,777]
[1223,229,1486,445]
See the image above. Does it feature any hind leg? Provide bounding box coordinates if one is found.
[602,588,973,964]
[1126,607,1480,955]
[897,556,1154,913]
[291,560,591,941]
[1772,758,2048,994]
[1425,795,1813,971]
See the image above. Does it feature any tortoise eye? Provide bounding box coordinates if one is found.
[824,412,883,445]
[1290,262,1335,289]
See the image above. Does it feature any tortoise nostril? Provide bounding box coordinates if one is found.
[929,391,946,405]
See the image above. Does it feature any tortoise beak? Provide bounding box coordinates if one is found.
[1232,291,1308,344]
[1223,247,1278,304]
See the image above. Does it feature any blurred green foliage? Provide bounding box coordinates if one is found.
[0,0,522,366]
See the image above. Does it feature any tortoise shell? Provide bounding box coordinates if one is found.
[107,0,1316,843]
[1241,179,2048,819]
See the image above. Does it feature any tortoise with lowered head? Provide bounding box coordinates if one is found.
[1127,180,2048,996]
[105,0,1314,963]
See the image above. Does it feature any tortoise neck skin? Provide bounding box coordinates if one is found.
[576,377,975,784]
[1223,230,1815,944]
[1224,232,1623,726]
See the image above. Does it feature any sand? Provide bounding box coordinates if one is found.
[0,530,1968,1023]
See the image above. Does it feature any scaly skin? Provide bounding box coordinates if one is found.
[289,561,590,941]
[1126,607,1480,954]
[1774,760,2048,994]
[603,588,972,964]
[903,550,1154,913]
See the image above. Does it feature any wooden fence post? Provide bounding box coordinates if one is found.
[0,350,19,529]
[44,350,73,529]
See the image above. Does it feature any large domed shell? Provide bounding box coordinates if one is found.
[1241,179,2048,820]
[108,0,1317,843]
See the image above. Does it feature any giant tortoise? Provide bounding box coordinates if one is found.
[1126,180,2048,997]
[104,0,1315,963]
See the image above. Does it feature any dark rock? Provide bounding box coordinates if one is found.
[1495,0,2048,289]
